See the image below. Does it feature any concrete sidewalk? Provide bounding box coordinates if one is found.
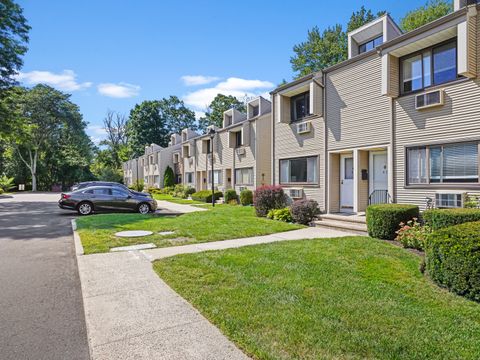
[155,200,206,214]
[77,227,352,359]
[142,226,350,261]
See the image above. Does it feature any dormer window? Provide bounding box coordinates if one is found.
[290,92,310,122]
[359,35,383,54]
[225,114,232,127]
[251,105,259,117]
[401,39,458,94]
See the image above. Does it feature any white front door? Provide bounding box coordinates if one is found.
[340,154,354,211]
[370,151,388,194]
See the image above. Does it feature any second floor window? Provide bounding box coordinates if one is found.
[359,35,383,54]
[401,39,458,94]
[290,92,310,122]
[235,131,242,148]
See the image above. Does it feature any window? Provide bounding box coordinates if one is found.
[112,189,128,197]
[401,39,458,94]
[280,156,318,184]
[235,131,242,148]
[407,147,427,184]
[406,142,478,185]
[208,170,222,185]
[93,188,111,195]
[251,105,259,117]
[359,35,383,54]
[235,168,253,185]
[436,193,463,208]
[185,172,194,183]
[290,92,310,122]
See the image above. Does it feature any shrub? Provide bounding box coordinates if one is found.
[253,185,287,217]
[463,193,479,208]
[129,180,144,192]
[395,218,430,250]
[224,189,238,204]
[0,175,16,192]
[366,204,419,240]
[0,188,4,195]
[147,186,161,195]
[185,186,196,197]
[423,208,480,231]
[240,189,253,206]
[163,166,175,188]
[191,190,223,203]
[425,221,480,302]
[290,199,320,225]
[267,208,293,222]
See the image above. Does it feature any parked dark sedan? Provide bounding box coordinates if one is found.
[59,186,157,215]
[71,181,148,197]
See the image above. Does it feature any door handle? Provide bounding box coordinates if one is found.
[341,180,344,184]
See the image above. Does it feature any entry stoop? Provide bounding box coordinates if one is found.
[314,213,368,235]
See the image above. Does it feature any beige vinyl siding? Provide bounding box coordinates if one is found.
[394,78,480,208]
[255,114,272,188]
[326,54,391,150]
[274,113,324,209]
[467,11,477,77]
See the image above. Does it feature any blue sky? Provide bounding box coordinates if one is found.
[17,0,423,143]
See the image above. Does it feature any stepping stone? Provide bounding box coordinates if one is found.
[115,230,153,238]
[158,231,175,236]
[110,243,157,252]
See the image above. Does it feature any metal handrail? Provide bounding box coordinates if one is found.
[368,190,391,205]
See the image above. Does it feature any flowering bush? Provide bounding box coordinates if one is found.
[253,185,287,217]
[290,199,320,225]
[267,208,293,222]
[395,218,430,251]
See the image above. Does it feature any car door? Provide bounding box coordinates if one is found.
[91,188,113,210]
[111,188,134,211]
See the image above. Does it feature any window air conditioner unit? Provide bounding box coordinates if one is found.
[236,147,246,155]
[435,192,463,208]
[289,188,303,199]
[296,121,311,134]
[415,89,444,110]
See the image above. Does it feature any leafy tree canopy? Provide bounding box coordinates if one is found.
[400,0,453,32]
[198,94,246,132]
[127,96,196,156]
[290,6,385,78]
[0,0,30,89]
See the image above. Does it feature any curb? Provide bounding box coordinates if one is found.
[71,219,84,256]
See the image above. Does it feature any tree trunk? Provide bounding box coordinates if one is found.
[31,150,38,192]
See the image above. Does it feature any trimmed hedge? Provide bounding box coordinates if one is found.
[423,208,480,231]
[425,221,480,302]
[366,204,419,240]
[191,190,223,203]
[240,189,253,206]
[224,189,238,204]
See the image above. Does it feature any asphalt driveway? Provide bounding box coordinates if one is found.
[0,193,90,360]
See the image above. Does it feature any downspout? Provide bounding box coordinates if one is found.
[323,72,328,214]
[271,94,276,186]
[390,96,396,203]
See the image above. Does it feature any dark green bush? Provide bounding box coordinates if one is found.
[366,204,419,240]
[224,189,238,204]
[240,189,253,206]
[191,190,223,203]
[423,208,480,231]
[163,166,175,188]
[425,221,480,302]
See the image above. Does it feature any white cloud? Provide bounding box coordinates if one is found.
[16,70,92,91]
[97,82,140,98]
[87,125,108,145]
[181,75,221,86]
[183,77,274,110]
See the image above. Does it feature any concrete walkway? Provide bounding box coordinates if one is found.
[77,227,352,359]
[155,200,207,214]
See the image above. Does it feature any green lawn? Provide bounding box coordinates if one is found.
[76,205,302,254]
[152,193,202,204]
[154,237,480,360]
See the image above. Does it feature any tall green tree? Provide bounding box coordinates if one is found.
[400,0,453,32]
[127,96,196,156]
[0,0,30,89]
[290,7,385,78]
[198,94,246,132]
[9,85,93,191]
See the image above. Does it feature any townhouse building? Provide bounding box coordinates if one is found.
[123,96,272,194]
[271,0,480,214]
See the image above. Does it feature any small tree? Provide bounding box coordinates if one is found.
[163,166,174,188]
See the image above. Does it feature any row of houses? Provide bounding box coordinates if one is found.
[124,0,480,214]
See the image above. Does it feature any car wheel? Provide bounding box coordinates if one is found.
[138,203,150,214]
[77,202,93,216]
